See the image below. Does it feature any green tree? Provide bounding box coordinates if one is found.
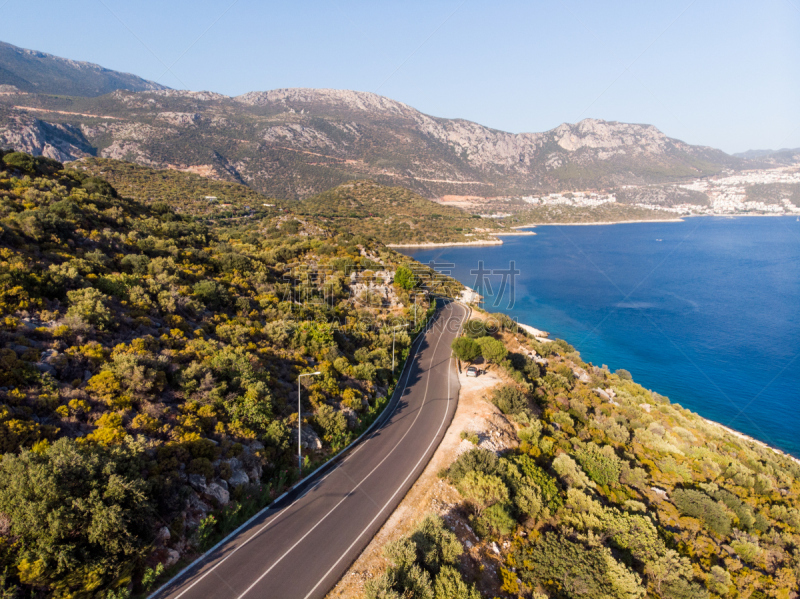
[0,438,152,596]
[393,266,418,290]
[463,319,487,339]
[66,288,114,330]
[475,336,507,364]
[451,337,480,362]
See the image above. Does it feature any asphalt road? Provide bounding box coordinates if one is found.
[154,299,468,599]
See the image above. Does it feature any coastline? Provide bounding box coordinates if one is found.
[517,312,800,466]
[511,213,800,229]
[699,416,800,468]
[512,218,685,228]
[387,239,504,248]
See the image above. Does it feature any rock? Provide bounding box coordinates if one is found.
[83,369,92,382]
[40,349,60,364]
[9,344,31,356]
[639,403,651,413]
[188,474,207,493]
[247,463,263,482]
[291,426,323,451]
[491,542,501,554]
[205,482,230,506]
[186,491,210,513]
[215,478,228,491]
[228,469,250,488]
[156,526,171,544]
[341,407,358,429]
[249,440,265,452]
[34,362,56,376]
[224,457,241,470]
[165,548,180,568]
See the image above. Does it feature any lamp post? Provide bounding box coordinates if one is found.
[297,371,322,474]
[392,323,410,376]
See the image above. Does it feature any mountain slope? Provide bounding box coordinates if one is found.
[0,40,168,97]
[0,82,745,199]
[297,179,502,244]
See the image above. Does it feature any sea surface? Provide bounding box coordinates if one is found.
[401,216,800,458]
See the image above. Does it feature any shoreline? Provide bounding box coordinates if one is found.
[699,416,800,468]
[512,218,685,228]
[517,312,800,466]
[511,213,800,229]
[387,239,503,248]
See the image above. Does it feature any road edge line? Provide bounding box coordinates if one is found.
[147,298,449,599]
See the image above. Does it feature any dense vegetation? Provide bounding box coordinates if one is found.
[72,157,288,219]
[0,150,460,597]
[297,180,499,245]
[381,313,800,598]
[504,203,679,226]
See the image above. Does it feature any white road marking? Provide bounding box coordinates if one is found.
[301,304,466,599]
[235,303,465,599]
[167,302,461,599]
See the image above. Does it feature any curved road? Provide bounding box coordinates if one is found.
[155,299,468,599]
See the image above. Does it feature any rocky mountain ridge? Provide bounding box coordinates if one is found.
[0,82,744,199]
[0,40,169,97]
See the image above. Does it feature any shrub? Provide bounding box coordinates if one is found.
[457,471,509,514]
[490,384,528,415]
[66,288,113,330]
[673,489,731,536]
[574,443,622,487]
[446,448,498,485]
[513,532,645,599]
[478,502,516,536]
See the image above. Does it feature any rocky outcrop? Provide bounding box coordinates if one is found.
[1,83,743,198]
[291,425,323,451]
[0,114,95,162]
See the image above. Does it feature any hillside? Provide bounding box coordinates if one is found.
[0,150,468,597]
[0,82,745,199]
[71,158,502,244]
[71,156,289,219]
[0,40,168,97]
[297,180,503,245]
[734,148,800,166]
[362,312,800,598]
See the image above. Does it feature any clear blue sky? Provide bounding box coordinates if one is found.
[2,0,798,154]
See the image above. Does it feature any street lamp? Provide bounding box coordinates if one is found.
[297,371,322,474]
[392,323,410,375]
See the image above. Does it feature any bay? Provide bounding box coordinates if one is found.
[401,216,800,457]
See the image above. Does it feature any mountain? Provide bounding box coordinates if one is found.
[0,84,744,200]
[0,40,168,97]
[733,147,800,166]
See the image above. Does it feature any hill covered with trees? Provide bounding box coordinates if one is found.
[367,314,800,598]
[0,150,462,597]
[297,180,502,245]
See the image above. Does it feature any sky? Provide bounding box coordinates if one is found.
[1,0,798,154]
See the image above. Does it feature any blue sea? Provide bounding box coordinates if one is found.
[401,216,800,458]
